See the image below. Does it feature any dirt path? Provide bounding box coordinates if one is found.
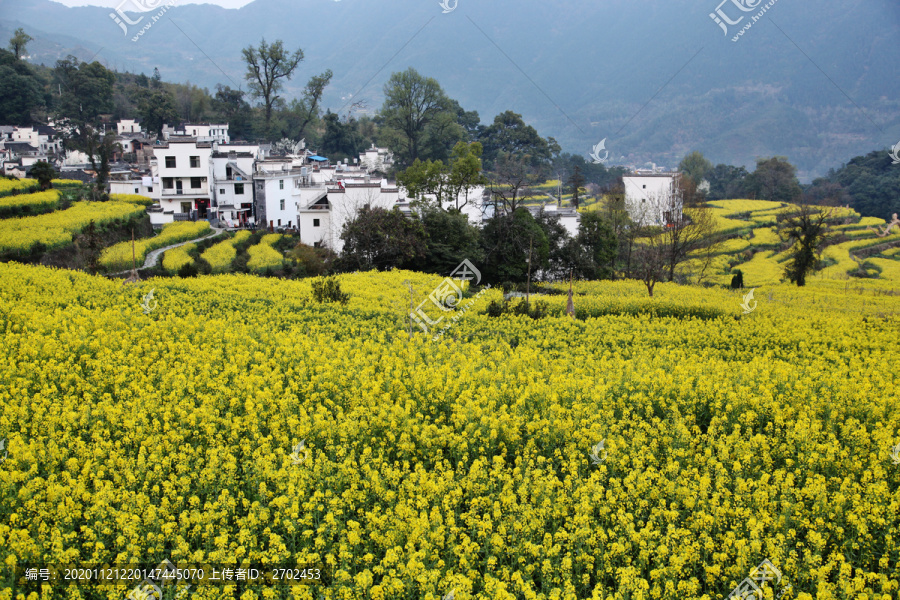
[108,227,226,276]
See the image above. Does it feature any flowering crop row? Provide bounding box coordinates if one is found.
[109,194,155,206]
[99,221,211,271]
[0,178,38,197]
[0,201,145,255]
[0,190,60,217]
[201,231,252,273]
[162,243,197,274]
[246,233,283,272]
[0,264,898,600]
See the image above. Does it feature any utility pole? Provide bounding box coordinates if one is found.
[526,235,533,310]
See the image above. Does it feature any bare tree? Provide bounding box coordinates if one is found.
[488,152,538,215]
[242,38,304,132]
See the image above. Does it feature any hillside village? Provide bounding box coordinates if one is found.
[0,117,688,256]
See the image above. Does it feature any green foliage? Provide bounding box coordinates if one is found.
[746,157,803,203]
[806,149,900,220]
[679,151,713,187]
[706,164,752,201]
[479,110,552,170]
[0,49,45,124]
[730,269,745,289]
[379,67,460,166]
[480,207,549,285]
[311,275,350,305]
[338,206,427,272]
[29,162,57,191]
[576,211,618,280]
[781,205,830,287]
[418,206,482,276]
[485,298,550,320]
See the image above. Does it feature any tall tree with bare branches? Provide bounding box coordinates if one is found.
[242,38,304,134]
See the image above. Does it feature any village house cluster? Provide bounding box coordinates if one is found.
[1,117,683,253]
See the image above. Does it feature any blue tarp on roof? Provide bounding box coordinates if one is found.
[308,155,328,161]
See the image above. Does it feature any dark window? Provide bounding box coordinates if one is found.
[147,186,153,192]
[280,199,285,210]
[226,167,232,178]
[642,184,647,189]
[277,219,281,226]
[165,156,176,168]
[163,178,174,189]
[134,187,139,194]
[235,184,244,195]
[314,241,321,248]
[313,219,320,227]
[190,156,200,168]
[190,177,202,189]
[219,189,225,195]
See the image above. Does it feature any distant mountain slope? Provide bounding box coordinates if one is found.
[2,0,899,179]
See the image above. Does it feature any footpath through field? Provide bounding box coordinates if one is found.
[107,227,227,276]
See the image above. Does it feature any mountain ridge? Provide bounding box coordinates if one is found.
[2,0,899,180]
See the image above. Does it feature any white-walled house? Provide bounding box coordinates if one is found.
[254,158,303,230]
[117,119,144,135]
[109,170,160,200]
[359,144,394,173]
[622,172,683,226]
[211,148,258,227]
[296,182,400,252]
[153,137,213,221]
[163,123,230,144]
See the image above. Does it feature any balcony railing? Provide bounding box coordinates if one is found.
[162,188,209,196]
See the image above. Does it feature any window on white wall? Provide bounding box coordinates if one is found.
[280,199,285,210]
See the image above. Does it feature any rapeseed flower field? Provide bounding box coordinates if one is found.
[0,263,898,600]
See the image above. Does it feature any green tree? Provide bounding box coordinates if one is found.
[284,69,332,141]
[781,204,831,286]
[678,151,713,187]
[480,207,548,285]
[242,38,304,134]
[53,56,116,127]
[0,50,44,124]
[137,88,178,136]
[212,85,251,139]
[706,164,751,201]
[320,112,363,163]
[567,164,586,209]
[418,205,482,275]
[478,110,552,170]
[29,161,56,191]
[747,157,802,202]
[338,206,427,271]
[397,158,449,207]
[576,211,618,280]
[8,28,33,59]
[379,68,453,166]
[448,141,487,211]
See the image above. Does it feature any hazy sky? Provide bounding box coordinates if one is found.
[50,0,252,8]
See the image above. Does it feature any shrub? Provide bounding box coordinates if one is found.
[311,275,350,305]
[730,269,744,289]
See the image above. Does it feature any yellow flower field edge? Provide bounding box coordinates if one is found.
[162,243,197,274]
[0,178,38,197]
[99,221,212,271]
[201,230,252,273]
[247,233,284,272]
[0,264,898,600]
[0,190,61,218]
[51,179,84,189]
[0,201,146,256]
[109,193,154,206]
